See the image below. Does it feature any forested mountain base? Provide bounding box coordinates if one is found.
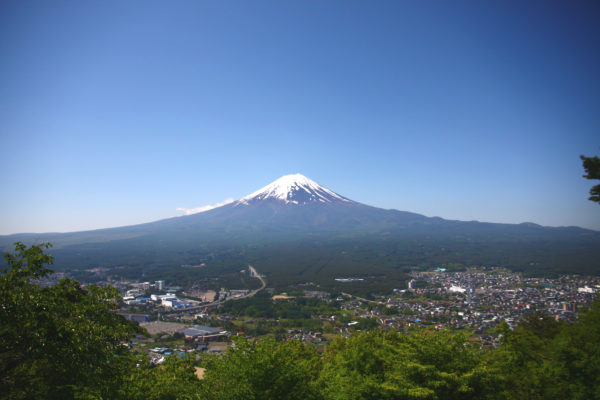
[2,244,599,399]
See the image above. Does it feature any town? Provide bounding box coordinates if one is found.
[92,266,600,364]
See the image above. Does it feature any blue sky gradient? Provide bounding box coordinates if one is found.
[1,1,599,234]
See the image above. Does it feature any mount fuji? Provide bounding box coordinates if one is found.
[235,173,353,206]
[171,173,429,234]
[1,174,600,286]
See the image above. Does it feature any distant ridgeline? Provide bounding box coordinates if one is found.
[1,174,599,287]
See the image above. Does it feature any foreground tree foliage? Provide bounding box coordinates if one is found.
[318,330,499,400]
[581,154,600,203]
[200,338,321,400]
[2,243,599,399]
[493,306,600,399]
[0,243,140,399]
[119,356,202,400]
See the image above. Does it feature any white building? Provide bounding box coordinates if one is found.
[408,279,417,291]
[161,296,178,307]
[162,299,177,308]
[126,288,143,297]
[448,285,466,293]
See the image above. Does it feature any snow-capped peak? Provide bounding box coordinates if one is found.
[237,174,352,206]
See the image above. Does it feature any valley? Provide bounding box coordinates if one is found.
[3,174,599,399]
[106,265,600,360]
[2,174,600,289]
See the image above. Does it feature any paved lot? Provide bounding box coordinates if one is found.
[139,321,191,335]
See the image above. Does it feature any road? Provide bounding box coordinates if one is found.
[165,265,266,315]
[246,265,266,294]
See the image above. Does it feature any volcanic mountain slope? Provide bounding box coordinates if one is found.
[167,174,431,235]
[1,174,600,283]
[236,173,354,205]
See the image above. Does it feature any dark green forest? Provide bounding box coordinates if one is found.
[2,243,600,399]
[3,196,599,292]
[22,230,600,296]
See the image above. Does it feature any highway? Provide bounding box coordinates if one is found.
[164,265,266,315]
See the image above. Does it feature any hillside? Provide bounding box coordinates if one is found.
[1,174,599,288]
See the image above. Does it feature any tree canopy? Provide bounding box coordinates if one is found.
[0,242,140,399]
[581,154,600,203]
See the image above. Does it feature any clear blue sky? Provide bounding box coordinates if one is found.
[1,0,599,234]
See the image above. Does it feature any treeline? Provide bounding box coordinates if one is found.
[14,222,599,292]
[2,244,599,399]
[219,291,339,319]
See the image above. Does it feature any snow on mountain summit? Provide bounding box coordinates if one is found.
[237,174,353,206]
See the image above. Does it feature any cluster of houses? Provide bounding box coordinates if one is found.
[384,269,599,334]
[283,329,324,343]
[120,267,599,358]
[145,325,230,365]
[320,268,600,346]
